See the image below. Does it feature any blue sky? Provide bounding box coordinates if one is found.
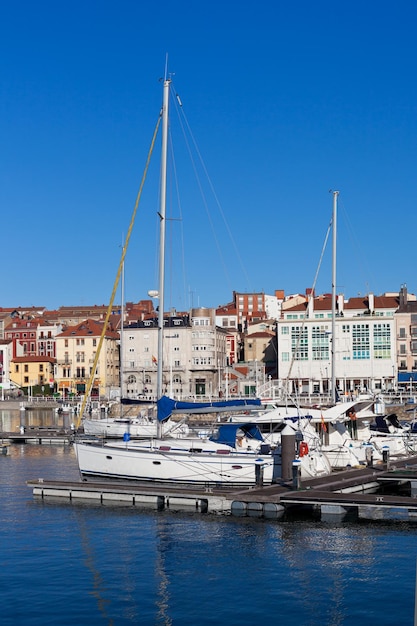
[1,1,417,311]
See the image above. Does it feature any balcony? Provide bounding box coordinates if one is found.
[57,360,72,366]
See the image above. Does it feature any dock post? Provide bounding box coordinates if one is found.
[382,446,390,469]
[272,446,281,483]
[365,444,373,467]
[415,558,417,626]
[281,425,296,481]
[255,460,264,487]
[292,459,301,490]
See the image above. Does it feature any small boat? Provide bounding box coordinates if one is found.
[239,400,381,469]
[368,412,417,457]
[82,411,190,439]
[55,403,74,414]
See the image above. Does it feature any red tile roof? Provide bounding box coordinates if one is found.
[12,356,56,363]
[57,319,119,339]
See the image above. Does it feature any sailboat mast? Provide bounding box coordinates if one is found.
[331,190,339,403]
[157,78,170,402]
[120,241,125,416]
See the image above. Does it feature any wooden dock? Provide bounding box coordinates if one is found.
[27,454,417,523]
[1,427,73,445]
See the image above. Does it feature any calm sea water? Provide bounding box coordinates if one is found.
[1,408,417,626]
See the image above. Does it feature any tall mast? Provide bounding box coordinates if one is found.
[120,238,125,416]
[157,78,170,403]
[331,190,339,403]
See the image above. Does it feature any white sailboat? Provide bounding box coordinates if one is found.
[74,75,331,486]
[82,411,190,439]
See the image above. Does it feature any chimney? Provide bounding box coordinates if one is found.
[399,284,408,308]
[306,291,314,318]
[337,294,344,316]
[368,292,374,313]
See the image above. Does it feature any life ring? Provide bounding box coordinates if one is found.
[299,441,309,457]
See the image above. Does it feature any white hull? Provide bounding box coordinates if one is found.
[82,417,189,439]
[75,438,275,486]
[83,419,157,438]
[74,433,331,485]
[369,432,417,457]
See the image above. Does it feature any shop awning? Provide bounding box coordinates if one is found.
[398,372,417,382]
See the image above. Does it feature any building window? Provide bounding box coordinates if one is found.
[373,323,391,359]
[24,364,28,373]
[282,352,290,361]
[352,324,370,360]
[281,326,289,335]
[291,326,308,360]
[399,327,406,338]
[312,325,330,361]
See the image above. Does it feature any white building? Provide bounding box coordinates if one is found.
[122,308,228,400]
[277,291,400,396]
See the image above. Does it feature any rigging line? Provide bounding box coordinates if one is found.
[168,124,188,309]
[285,218,332,390]
[337,195,376,293]
[171,85,252,292]
[170,90,232,289]
[75,113,162,430]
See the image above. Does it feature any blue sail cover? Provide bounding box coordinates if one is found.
[156,395,262,422]
[209,423,264,448]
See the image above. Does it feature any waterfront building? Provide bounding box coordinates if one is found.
[54,319,120,398]
[395,284,417,393]
[121,307,228,400]
[0,339,14,398]
[276,287,416,397]
[10,355,55,393]
[36,322,63,358]
[5,318,42,358]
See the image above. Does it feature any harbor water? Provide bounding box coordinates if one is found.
[1,407,417,626]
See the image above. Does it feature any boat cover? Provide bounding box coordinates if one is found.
[156,395,261,422]
[209,423,264,448]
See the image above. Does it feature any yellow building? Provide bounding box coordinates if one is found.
[55,319,120,399]
[10,356,55,392]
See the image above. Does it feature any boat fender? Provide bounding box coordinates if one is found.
[299,441,309,457]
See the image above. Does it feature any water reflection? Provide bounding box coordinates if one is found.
[0,407,71,432]
[1,422,416,625]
